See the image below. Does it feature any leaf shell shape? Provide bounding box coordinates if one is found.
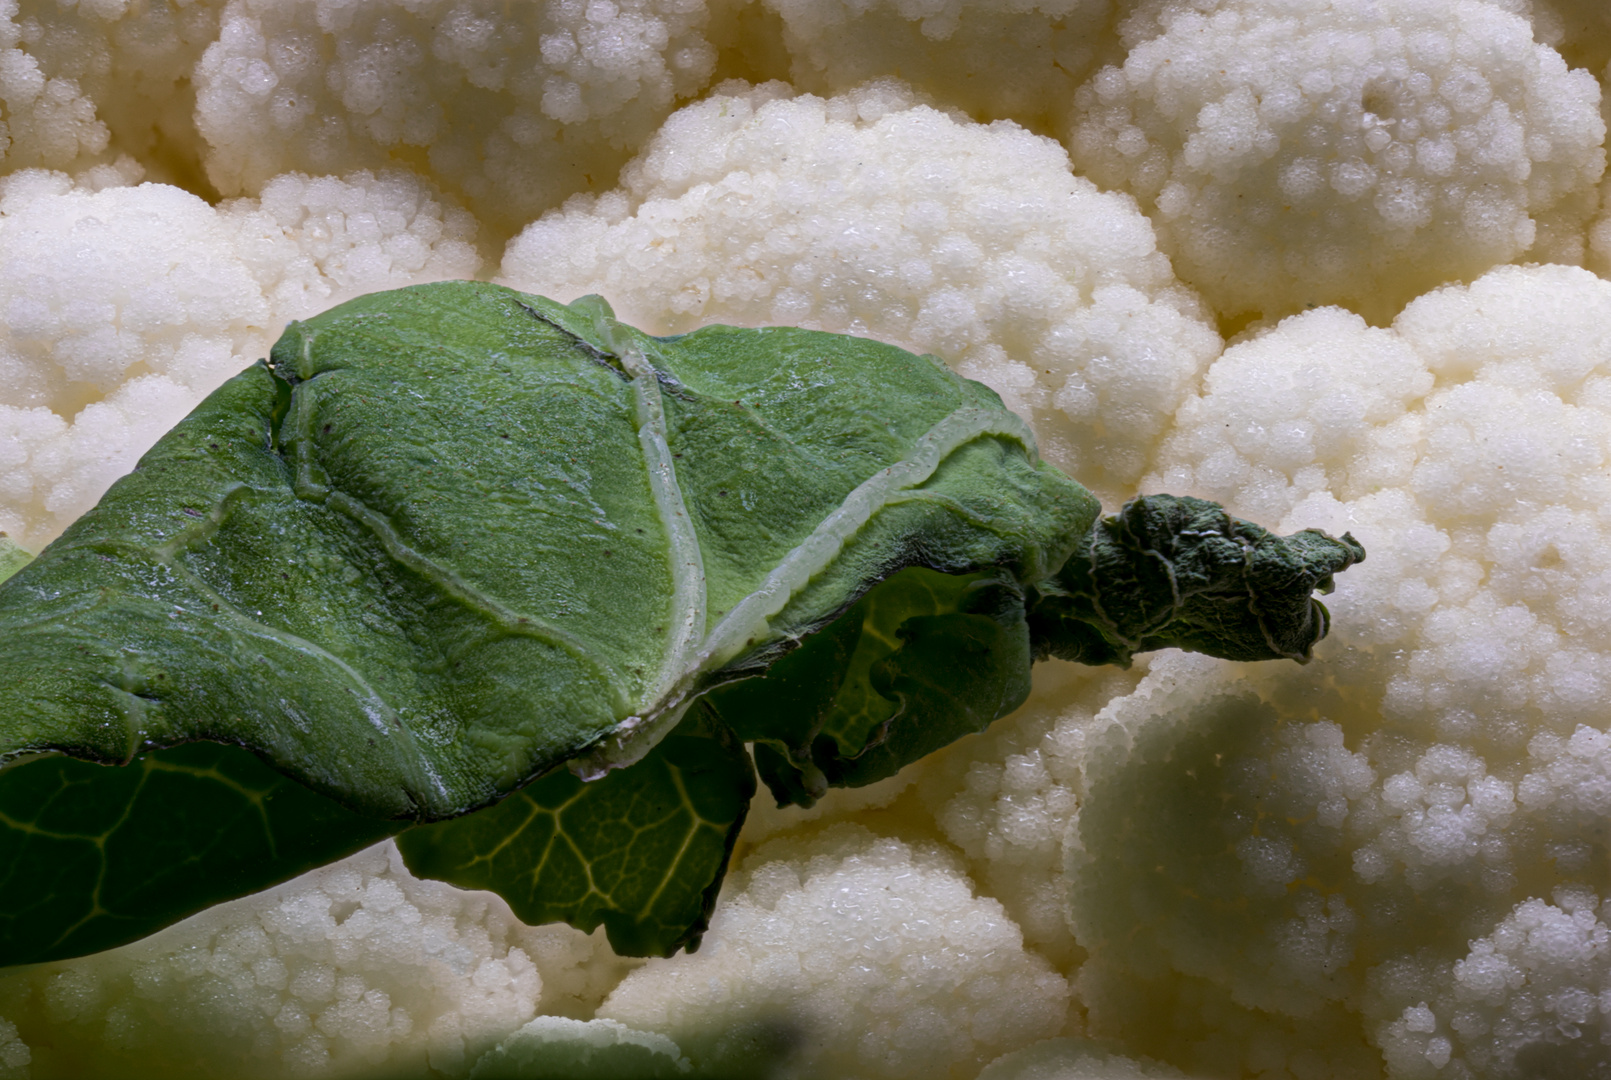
[0,282,1098,820]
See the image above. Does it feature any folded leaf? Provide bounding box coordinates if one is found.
[705,565,1033,807]
[396,709,754,958]
[0,741,399,965]
[1027,494,1366,666]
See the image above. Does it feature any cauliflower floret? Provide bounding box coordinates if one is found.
[501,80,1220,502]
[914,662,1144,970]
[598,824,1072,1080]
[0,172,269,547]
[1382,888,1611,1078]
[1532,0,1611,75]
[1069,0,1606,324]
[0,842,631,1079]
[0,166,478,551]
[0,0,111,173]
[218,168,482,320]
[1017,263,1611,1076]
[0,1018,26,1080]
[0,0,220,186]
[192,0,722,241]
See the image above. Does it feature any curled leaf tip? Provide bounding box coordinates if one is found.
[1028,494,1366,667]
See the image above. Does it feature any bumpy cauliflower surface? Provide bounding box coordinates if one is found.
[3,2,1611,1078]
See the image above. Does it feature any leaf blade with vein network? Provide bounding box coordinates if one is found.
[0,742,399,965]
[395,712,754,957]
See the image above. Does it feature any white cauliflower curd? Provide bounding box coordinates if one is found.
[4,2,1611,1078]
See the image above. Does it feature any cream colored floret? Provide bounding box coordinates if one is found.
[599,825,1073,1080]
[193,0,720,241]
[0,166,477,549]
[1070,0,1606,324]
[0,842,632,1079]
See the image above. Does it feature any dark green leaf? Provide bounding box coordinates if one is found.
[705,566,1033,807]
[396,710,755,958]
[1027,494,1367,666]
[0,741,400,965]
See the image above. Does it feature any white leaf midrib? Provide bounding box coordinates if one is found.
[578,327,1037,775]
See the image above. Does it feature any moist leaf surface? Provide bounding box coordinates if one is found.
[0,281,1096,821]
[0,285,1364,966]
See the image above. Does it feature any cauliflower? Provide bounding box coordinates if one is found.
[599,825,1073,1080]
[193,0,724,241]
[0,842,635,1078]
[1069,0,1606,324]
[4,1,1611,1079]
[0,165,477,549]
[758,0,1116,131]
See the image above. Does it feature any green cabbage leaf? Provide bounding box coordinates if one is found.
[0,282,1362,964]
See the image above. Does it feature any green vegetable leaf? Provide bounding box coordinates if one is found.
[1026,494,1366,666]
[0,741,400,965]
[0,281,1094,822]
[396,710,754,958]
[0,284,1364,965]
[704,565,1033,807]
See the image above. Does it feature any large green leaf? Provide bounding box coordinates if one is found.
[0,285,1365,966]
[0,741,399,965]
[0,282,1095,821]
[396,710,754,958]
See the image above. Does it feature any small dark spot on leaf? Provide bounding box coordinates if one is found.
[718,490,727,496]
[322,423,332,434]
[209,443,220,450]
[603,550,613,556]
[182,507,203,518]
